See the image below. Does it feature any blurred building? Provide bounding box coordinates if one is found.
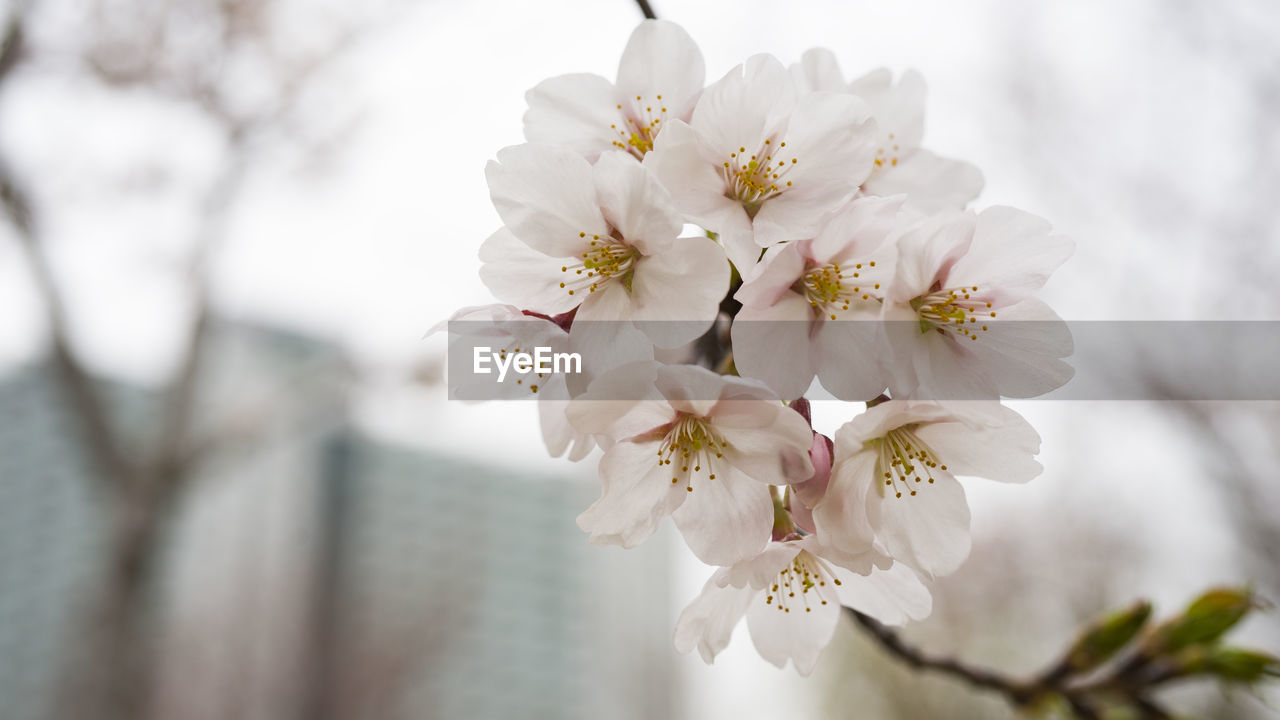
[0,322,676,720]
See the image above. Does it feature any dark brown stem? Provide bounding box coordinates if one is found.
[844,609,1186,720]
[848,610,1038,703]
[633,0,657,20]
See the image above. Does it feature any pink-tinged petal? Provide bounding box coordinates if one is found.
[868,471,971,578]
[730,293,817,401]
[523,73,624,162]
[795,535,888,576]
[901,327,1000,401]
[672,468,773,565]
[961,298,1074,398]
[691,54,796,161]
[478,228,580,314]
[539,397,596,461]
[673,577,755,664]
[912,405,1042,483]
[643,120,753,249]
[886,211,975,304]
[578,439,688,548]
[486,144,608,256]
[832,399,955,447]
[814,317,891,402]
[790,47,846,94]
[863,149,984,212]
[566,361,674,441]
[567,282,655,393]
[616,20,705,123]
[717,542,803,590]
[744,568,842,675]
[716,219,764,273]
[713,400,816,486]
[944,206,1074,305]
[752,92,876,245]
[849,68,926,152]
[654,363,732,417]
[813,448,879,555]
[735,242,806,309]
[592,151,683,254]
[807,194,906,264]
[834,562,932,626]
[790,432,833,521]
[629,235,729,347]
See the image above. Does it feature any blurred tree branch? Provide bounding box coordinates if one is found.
[0,2,376,717]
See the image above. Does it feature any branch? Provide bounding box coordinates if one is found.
[633,0,657,21]
[0,11,131,487]
[845,606,1195,720]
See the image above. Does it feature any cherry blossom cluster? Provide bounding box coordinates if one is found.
[439,20,1072,675]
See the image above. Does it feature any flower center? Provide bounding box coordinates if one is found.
[558,231,640,298]
[657,414,728,493]
[764,550,840,613]
[721,138,797,217]
[494,345,546,395]
[611,94,668,159]
[870,425,948,499]
[909,283,996,341]
[801,260,881,320]
[870,131,902,176]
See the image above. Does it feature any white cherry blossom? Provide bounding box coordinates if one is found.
[881,206,1075,400]
[816,400,1042,578]
[431,304,595,461]
[481,144,729,353]
[731,195,906,401]
[566,362,814,566]
[673,536,931,675]
[792,49,984,212]
[524,19,705,161]
[645,54,877,271]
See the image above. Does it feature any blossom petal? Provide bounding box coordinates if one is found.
[944,206,1074,306]
[730,293,816,401]
[752,91,876,245]
[713,399,816,486]
[814,317,891,401]
[578,439,688,548]
[790,47,846,93]
[834,562,933,626]
[566,361,674,441]
[486,144,608,257]
[672,467,773,565]
[539,397,596,461]
[962,298,1075,398]
[868,471,971,578]
[616,20,705,123]
[629,235,729,347]
[849,68,925,151]
[912,404,1042,483]
[863,149,984,211]
[592,151,682,254]
[813,448,879,554]
[690,54,796,163]
[478,228,580,314]
[523,73,623,162]
[673,577,755,664]
[744,570,842,675]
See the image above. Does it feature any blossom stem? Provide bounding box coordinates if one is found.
[632,0,658,20]
[845,609,1175,719]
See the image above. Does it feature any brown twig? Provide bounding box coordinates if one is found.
[633,0,657,21]
[846,608,1175,720]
